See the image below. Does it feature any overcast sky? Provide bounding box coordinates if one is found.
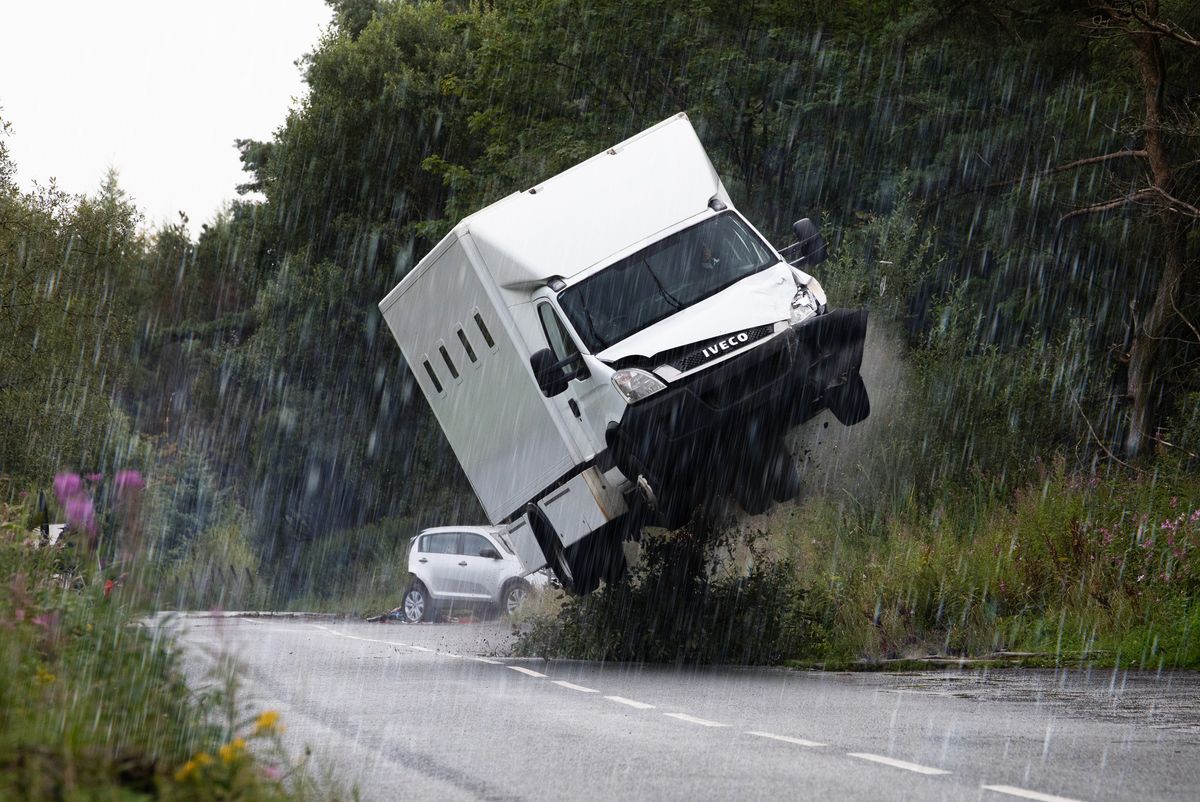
[0,0,332,236]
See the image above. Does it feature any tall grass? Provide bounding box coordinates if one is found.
[0,501,345,800]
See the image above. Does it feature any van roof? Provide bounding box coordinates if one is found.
[461,113,723,291]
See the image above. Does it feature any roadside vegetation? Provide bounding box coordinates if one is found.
[2,0,1198,687]
[0,499,346,800]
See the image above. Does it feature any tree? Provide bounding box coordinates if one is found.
[1083,1,1199,457]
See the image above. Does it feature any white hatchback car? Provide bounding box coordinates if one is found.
[402,525,548,623]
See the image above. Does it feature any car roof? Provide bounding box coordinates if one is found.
[414,525,503,538]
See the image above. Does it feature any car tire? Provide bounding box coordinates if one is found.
[402,581,431,623]
[500,579,532,616]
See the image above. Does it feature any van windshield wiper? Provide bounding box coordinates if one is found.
[641,258,683,311]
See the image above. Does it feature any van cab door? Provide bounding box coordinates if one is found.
[534,300,606,460]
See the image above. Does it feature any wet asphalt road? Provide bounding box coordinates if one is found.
[156,614,1200,802]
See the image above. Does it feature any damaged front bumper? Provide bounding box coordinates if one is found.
[606,308,869,513]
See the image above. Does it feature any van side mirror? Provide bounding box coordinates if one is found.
[791,218,828,265]
[530,348,569,397]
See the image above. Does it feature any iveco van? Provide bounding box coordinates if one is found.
[379,113,869,594]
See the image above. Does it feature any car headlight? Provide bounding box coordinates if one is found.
[790,285,819,325]
[611,368,666,404]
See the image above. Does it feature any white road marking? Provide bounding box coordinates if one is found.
[847,753,951,775]
[507,666,548,678]
[664,712,729,727]
[982,784,1088,802]
[471,657,502,665]
[746,730,826,747]
[552,680,599,693]
[605,696,655,709]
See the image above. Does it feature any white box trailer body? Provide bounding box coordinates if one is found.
[380,113,869,593]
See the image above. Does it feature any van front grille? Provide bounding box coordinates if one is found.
[670,325,773,373]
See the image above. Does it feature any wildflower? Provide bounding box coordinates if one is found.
[174,760,198,782]
[194,752,213,768]
[219,737,247,763]
[253,710,283,735]
[64,495,97,535]
[103,579,115,598]
[34,665,56,685]
[114,469,145,497]
[53,473,82,504]
[84,473,104,483]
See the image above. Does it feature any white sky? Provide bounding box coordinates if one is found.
[0,0,332,236]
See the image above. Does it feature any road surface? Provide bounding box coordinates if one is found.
[156,614,1200,801]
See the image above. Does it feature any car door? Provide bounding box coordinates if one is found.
[457,532,508,600]
[416,532,463,598]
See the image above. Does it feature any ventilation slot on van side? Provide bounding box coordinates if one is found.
[439,345,459,379]
[457,327,477,363]
[474,312,495,348]
[422,359,443,393]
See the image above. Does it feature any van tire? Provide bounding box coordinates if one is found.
[737,441,797,513]
[564,529,627,595]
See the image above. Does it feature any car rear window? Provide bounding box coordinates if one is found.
[421,532,459,554]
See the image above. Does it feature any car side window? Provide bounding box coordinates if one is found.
[460,533,493,557]
[424,532,459,554]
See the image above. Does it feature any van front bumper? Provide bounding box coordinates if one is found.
[606,308,869,508]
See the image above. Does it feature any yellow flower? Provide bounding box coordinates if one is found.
[175,750,212,782]
[34,666,56,685]
[218,738,246,763]
[253,710,283,735]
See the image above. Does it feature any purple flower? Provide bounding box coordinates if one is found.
[53,473,82,504]
[84,472,104,483]
[64,495,97,535]
[114,469,145,495]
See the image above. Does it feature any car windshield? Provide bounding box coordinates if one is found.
[557,212,776,352]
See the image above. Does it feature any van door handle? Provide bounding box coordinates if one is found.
[418,558,428,563]
[458,561,468,566]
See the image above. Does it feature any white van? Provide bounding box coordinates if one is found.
[379,113,869,594]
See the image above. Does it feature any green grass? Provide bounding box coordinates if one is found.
[515,461,1200,669]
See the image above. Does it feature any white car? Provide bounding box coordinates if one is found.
[402,525,549,623]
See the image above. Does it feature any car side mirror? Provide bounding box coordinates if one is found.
[479,547,502,560]
[791,218,828,266]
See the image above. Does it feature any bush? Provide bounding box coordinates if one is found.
[0,498,341,800]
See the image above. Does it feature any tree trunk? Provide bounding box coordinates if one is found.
[1122,2,1187,457]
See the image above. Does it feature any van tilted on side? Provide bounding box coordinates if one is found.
[379,113,869,594]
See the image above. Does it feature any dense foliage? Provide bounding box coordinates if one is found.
[1,1,1197,646]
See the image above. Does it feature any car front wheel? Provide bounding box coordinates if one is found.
[403,581,431,623]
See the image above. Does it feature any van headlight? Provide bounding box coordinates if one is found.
[611,368,666,404]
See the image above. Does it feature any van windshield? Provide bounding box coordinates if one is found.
[557,212,777,352]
